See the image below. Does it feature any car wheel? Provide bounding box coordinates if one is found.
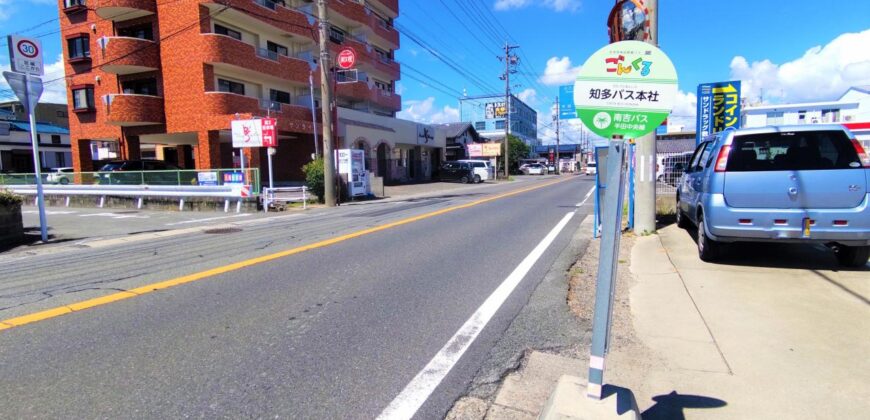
[60,177,69,185]
[697,213,721,262]
[460,176,469,184]
[675,196,690,229]
[835,245,870,268]
[473,175,481,184]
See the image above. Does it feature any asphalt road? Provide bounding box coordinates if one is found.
[0,175,595,419]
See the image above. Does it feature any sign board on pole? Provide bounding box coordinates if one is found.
[231,119,265,148]
[467,143,502,157]
[3,71,43,113]
[197,172,218,186]
[261,117,278,147]
[574,40,678,140]
[696,81,741,144]
[559,85,577,119]
[337,48,356,69]
[7,35,44,76]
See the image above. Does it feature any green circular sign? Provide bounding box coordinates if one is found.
[574,40,678,139]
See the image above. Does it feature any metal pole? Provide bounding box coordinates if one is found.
[633,0,658,235]
[266,107,274,191]
[587,136,627,399]
[309,71,320,158]
[317,0,336,206]
[25,73,48,242]
[555,96,561,175]
[503,43,511,179]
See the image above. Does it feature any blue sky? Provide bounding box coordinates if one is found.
[2,0,870,144]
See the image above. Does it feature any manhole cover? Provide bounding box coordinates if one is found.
[204,227,243,234]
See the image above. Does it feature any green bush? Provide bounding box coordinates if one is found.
[0,189,23,208]
[302,159,325,203]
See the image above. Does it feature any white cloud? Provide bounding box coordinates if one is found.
[1,54,68,104]
[0,0,13,21]
[669,90,696,132]
[517,88,537,105]
[539,56,582,86]
[494,0,580,12]
[397,97,460,124]
[730,28,870,104]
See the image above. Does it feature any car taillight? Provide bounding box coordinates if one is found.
[851,138,870,168]
[714,145,732,172]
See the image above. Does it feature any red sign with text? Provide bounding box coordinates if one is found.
[337,48,356,69]
[261,118,277,147]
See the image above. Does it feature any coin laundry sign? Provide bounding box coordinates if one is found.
[7,35,44,76]
[574,40,677,139]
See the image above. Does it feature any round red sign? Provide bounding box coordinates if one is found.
[337,48,356,69]
[17,40,39,59]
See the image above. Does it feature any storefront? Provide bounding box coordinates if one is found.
[338,108,445,184]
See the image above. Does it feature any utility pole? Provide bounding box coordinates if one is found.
[554,96,561,175]
[633,0,658,234]
[500,43,519,179]
[317,0,336,206]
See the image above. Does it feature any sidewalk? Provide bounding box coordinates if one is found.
[463,224,869,419]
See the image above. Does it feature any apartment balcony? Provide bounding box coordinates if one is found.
[201,34,311,85]
[330,1,399,48]
[94,0,156,22]
[327,38,399,80]
[100,37,160,75]
[203,92,315,133]
[368,0,399,16]
[105,94,165,126]
[335,81,400,112]
[201,0,314,40]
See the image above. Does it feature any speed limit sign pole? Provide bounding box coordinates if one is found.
[4,35,47,242]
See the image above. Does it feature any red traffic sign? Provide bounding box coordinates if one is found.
[261,118,277,147]
[337,48,356,69]
[17,40,39,58]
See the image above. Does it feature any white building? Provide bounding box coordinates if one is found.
[743,86,870,150]
[1,109,72,173]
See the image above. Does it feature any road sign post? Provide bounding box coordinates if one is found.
[5,34,46,242]
[573,40,677,400]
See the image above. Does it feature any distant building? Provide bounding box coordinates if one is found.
[743,86,870,150]
[433,122,484,161]
[0,119,71,172]
[460,94,538,148]
[0,101,70,128]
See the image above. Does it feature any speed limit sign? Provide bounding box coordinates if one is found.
[7,35,44,76]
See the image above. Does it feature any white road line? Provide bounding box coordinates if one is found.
[164,214,252,226]
[576,186,596,207]
[377,211,577,420]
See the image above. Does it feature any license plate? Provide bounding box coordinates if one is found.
[802,218,811,238]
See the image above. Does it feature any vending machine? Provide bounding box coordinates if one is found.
[336,149,370,198]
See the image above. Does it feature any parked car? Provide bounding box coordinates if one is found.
[457,159,494,183]
[440,161,476,183]
[676,125,870,267]
[658,152,694,186]
[522,163,546,175]
[97,160,191,185]
[46,167,74,185]
[584,162,597,176]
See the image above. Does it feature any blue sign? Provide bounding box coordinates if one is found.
[559,85,577,119]
[696,81,741,144]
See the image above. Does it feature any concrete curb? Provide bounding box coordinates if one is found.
[538,375,640,420]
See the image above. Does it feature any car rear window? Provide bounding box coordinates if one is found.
[100,163,125,171]
[588,163,596,167]
[727,130,861,172]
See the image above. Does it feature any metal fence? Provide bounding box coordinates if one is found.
[0,168,262,194]
[655,151,694,196]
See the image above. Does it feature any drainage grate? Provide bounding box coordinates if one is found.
[204,227,243,234]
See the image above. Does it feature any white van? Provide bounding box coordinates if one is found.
[457,159,494,183]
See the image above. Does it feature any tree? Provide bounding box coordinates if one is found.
[302,159,325,203]
[501,134,530,174]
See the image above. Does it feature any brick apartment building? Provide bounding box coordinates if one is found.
[58,0,400,182]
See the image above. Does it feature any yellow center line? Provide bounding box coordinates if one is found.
[0,177,573,332]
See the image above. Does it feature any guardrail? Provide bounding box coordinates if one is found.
[0,168,262,194]
[5,184,254,213]
[262,186,308,212]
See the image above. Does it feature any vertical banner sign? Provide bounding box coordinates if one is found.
[559,85,577,119]
[696,81,741,144]
[261,118,278,147]
[574,40,678,140]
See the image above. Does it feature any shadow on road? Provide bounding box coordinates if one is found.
[642,391,727,420]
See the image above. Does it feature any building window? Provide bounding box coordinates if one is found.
[217,78,245,95]
[373,79,390,92]
[71,86,95,111]
[798,111,806,124]
[270,89,291,104]
[328,26,345,44]
[495,120,506,130]
[214,24,241,41]
[117,23,154,40]
[56,152,66,167]
[267,41,288,57]
[374,47,392,62]
[51,135,61,144]
[67,35,90,61]
[121,78,159,95]
[766,111,784,125]
[475,121,485,131]
[821,109,840,123]
[63,0,85,10]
